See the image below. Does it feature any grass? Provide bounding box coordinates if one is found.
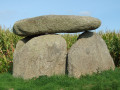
[0,68,120,90]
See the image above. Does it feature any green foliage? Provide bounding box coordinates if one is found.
[0,68,120,90]
[61,34,78,50]
[99,31,120,67]
[0,27,22,73]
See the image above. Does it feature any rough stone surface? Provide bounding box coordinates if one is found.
[13,34,67,79]
[68,31,115,78]
[13,15,101,36]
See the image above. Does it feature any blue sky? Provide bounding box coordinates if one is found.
[0,0,120,32]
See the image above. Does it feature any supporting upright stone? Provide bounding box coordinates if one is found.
[13,34,67,79]
[68,31,115,78]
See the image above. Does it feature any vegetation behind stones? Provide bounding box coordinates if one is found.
[0,26,120,73]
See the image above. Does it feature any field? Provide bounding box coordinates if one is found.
[0,27,120,89]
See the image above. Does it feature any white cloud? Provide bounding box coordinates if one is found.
[79,11,91,16]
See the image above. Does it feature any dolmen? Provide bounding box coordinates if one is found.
[13,15,115,79]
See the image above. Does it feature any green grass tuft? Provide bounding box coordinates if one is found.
[0,68,120,90]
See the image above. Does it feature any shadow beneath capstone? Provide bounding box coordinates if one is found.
[21,33,59,43]
[21,36,33,43]
[77,31,94,40]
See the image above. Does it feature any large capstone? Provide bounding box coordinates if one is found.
[13,15,101,36]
